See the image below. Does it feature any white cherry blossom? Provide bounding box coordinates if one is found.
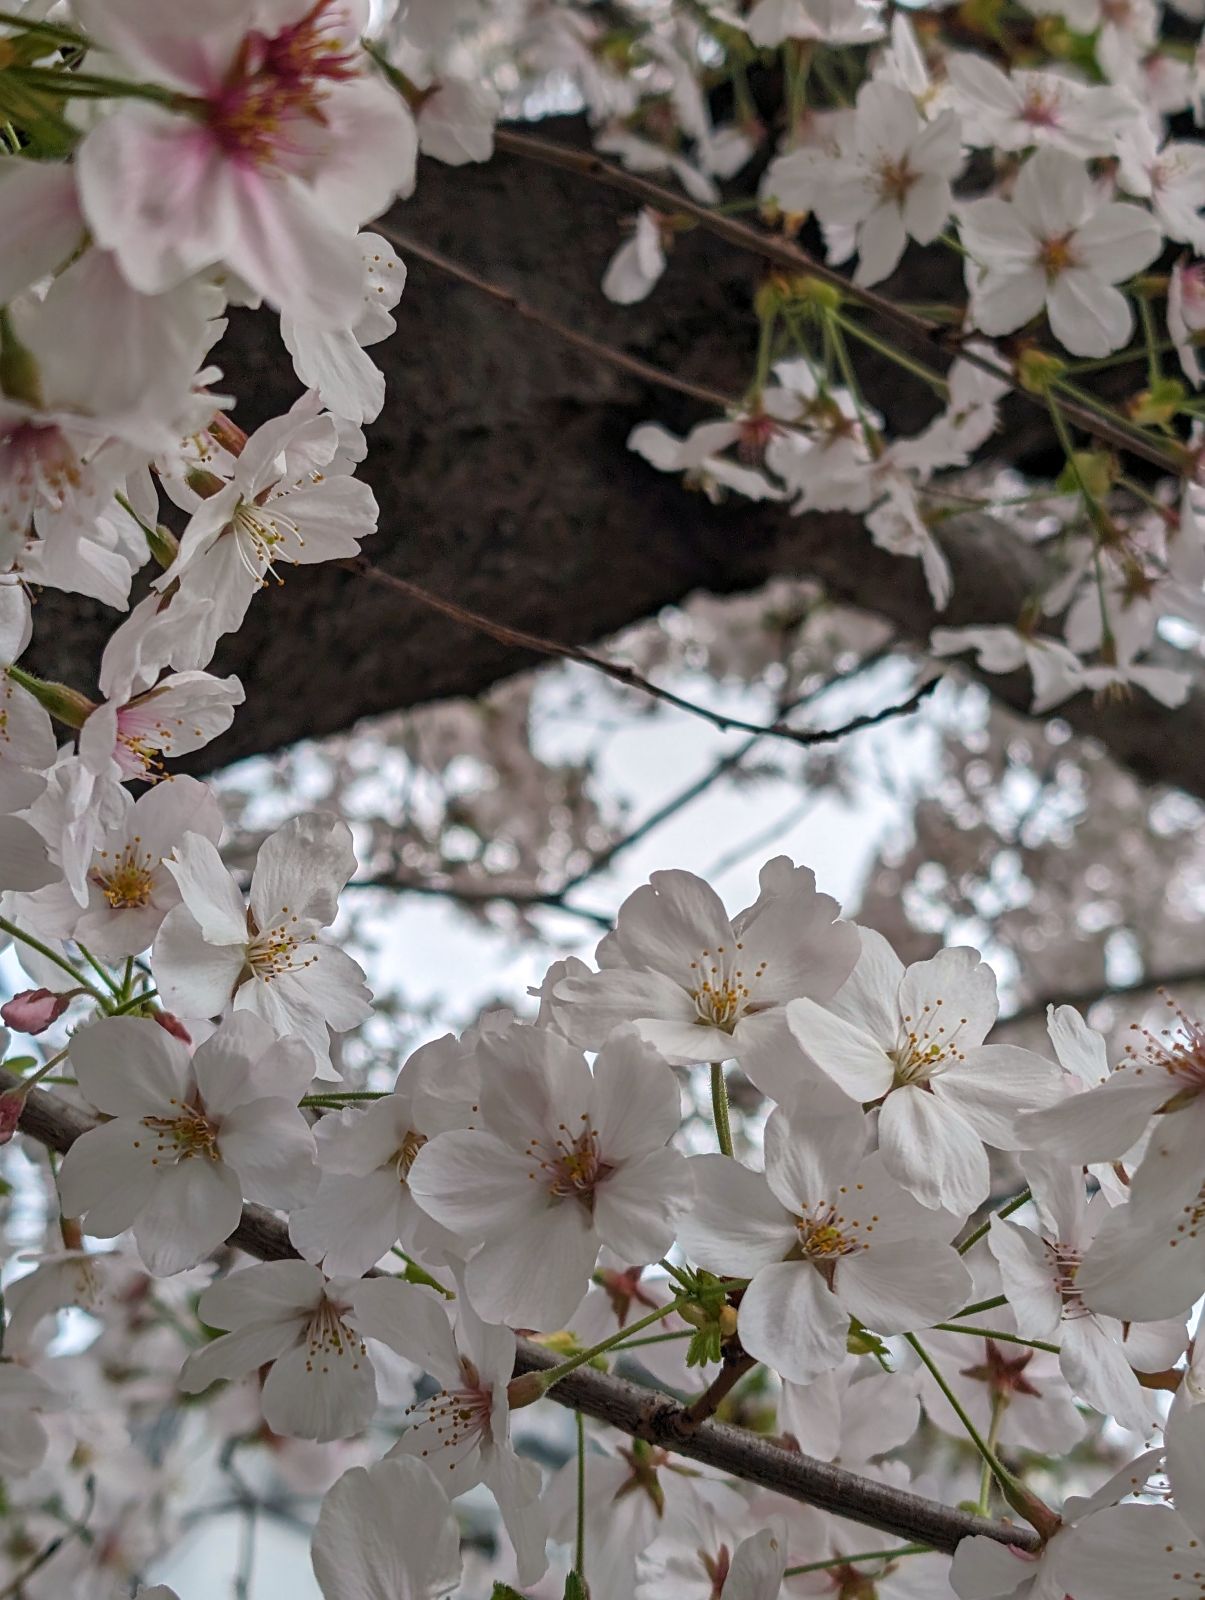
[58,1012,318,1275]
[152,813,372,1072]
[959,148,1162,357]
[947,56,1138,157]
[553,857,859,1063]
[311,1456,461,1600]
[678,1110,971,1383]
[788,933,1064,1212]
[408,1023,689,1329]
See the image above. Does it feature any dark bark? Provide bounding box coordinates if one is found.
[25,118,1204,797]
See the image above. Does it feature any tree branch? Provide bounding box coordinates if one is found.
[1,1067,1041,1560]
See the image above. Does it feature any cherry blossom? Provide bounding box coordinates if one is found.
[380,1278,548,1586]
[553,858,859,1064]
[959,148,1162,356]
[603,210,671,305]
[946,56,1138,157]
[788,934,1064,1212]
[0,1363,64,1477]
[310,1456,461,1600]
[178,1259,425,1443]
[408,1023,689,1329]
[678,1110,971,1383]
[74,0,417,327]
[58,1012,318,1274]
[637,1513,787,1600]
[152,813,372,1071]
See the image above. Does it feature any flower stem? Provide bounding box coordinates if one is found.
[104,988,158,1018]
[74,944,122,998]
[933,1323,1059,1354]
[905,1335,1017,1499]
[709,1061,734,1157]
[574,1409,587,1580]
[958,1188,1031,1255]
[978,1392,1007,1515]
[784,1544,930,1577]
[951,1293,1009,1318]
[535,1298,689,1391]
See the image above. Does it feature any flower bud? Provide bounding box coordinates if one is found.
[1,987,70,1035]
[153,1010,193,1044]
[6,666,96,730]
[0,1090,22,1145]
[505,1371,550,1409]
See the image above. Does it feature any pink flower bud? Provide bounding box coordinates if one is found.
[0,1091,23,1146]
[1,987,69,1034]
[153,1010,192,1045]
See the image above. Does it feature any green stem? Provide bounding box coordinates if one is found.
[904,1334,1019,1501]
[951,1293,1009,1319]
[1139,295,1162,389]
[0,9,86,44]
[1063,339,1175,376]
[9,64,195,110]
[958,1189,1031,1255]
[13,1045,69,1093]
[709,1062,734,1157]
[0,916,106,1002]
[75,943,122,998]
[104,988,158,1018]
[784,1544,930,1578]
[535,1298,689,1391]
[609,1328,694,1352]
[300,1090,390,1106]
[933,1323,1059,1355]
[388,1248,454,1299]
[834,311,950,397]
[978,1392,1007,1515]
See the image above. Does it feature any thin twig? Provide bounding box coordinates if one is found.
[348,560,940,750]
[490,128,1183,478]
[2,1067,1041,1560]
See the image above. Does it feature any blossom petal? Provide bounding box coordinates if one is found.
[738,1261,850,1384]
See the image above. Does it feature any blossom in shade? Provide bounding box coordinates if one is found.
[311,1456,461,1600]
[678,1110,971,1384]
[381,1278,548,1586]
[959,149,1162,357]
[58,1012,319,1275]
[177,1260,428,1443]
[553,857,859,1063]
[0,1363,64,1476]
[408,1023,689,1330]
[946,55,1137,157]
[788,933,1064,1213]
[636,1500,787,1599]
[152,813,372,1072]
[79,672,245,783]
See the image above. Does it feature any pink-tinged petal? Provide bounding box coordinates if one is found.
[69,1015,192,1117]
[133,1157,244,1275]
[835,1239,971,1334]
[152,905,246,1016]
[249,813,356,930]
[56,1118,158,1236]
[1074,203,1162,281]
[0,159,84,303]
[77,108,238,293]
[588,1028,682,1160]
[738,1261,850,1384]
[223,167,364,331]
[407,1130,547,1238]
[217,1100,317,1210]
[197,1260,324,1333]
[593,1147,688,1265]
[933,1044,1064,1148]
[950,1535,1044,1599]
[879,1086,990,1213]
[463,1202,599,1330]
[897,946,998,1048]
[762,1107,868,1214]
[178,1317,301,1396]
[349,1279,460,1389]
[676,1153,796,1274]
[475,1025,593,1149]
[262,1336,379,1442]
[272,476,378,563]
[311,1458,461,1600]
[987,1218,1063,1341]
[73,0,249,93]
[786,998,893,1102]
[1017,1077,1164,1162]
[1047,272,1133,358]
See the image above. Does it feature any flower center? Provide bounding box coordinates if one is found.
[1124,998,1205,1108]
[231,499,305,586]
[1038,233,1078,279]
[794,1199,872,1284]
[139,1099,220,1163]
[529,1117,613,1208]
[92,841,157,909]
[688,943,765,1032]
[245,906,318,981]
[1020,85,1064,129]
[890,998,970,1086]
[304,1294,366,1377]
[404,1358,493,1473]
[393,1128,427,1183]
[876,155,918,205]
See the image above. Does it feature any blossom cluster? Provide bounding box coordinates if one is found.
[3,0,1205,1597]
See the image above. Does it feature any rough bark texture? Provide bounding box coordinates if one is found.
[26,117,1205,797]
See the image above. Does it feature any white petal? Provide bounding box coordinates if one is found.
[311,1457,461,1600]
[463,1203,599,1330]
[69,1014,192,1117]
[786,999,893,1102]
[879,1086,990,1213]
[1047,271,1134,358]
[934,1045,1064,1148]
[262,1337,379,1442]
[836,1240,971,1334]
[676,1154,796,1274]
[133,1157,244,1276]
[738,1261,850,1384]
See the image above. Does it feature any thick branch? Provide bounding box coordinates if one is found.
[2,1067,1040,1559]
